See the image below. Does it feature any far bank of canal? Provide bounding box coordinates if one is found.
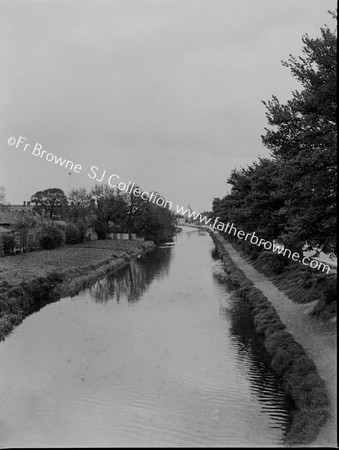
[0,227,293,447]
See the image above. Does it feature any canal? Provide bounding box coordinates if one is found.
[0,227,292,447]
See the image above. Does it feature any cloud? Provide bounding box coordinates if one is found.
[0,0,336,211]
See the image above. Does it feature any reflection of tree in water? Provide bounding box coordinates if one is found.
[211,244,220,261]
[221,292,294,437]
[88,246,172,304]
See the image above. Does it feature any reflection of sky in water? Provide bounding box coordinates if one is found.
[0,227,293,447]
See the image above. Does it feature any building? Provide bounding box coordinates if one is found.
[2,201,34,213]
[0,202,43,256]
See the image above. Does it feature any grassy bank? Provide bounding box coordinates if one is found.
[210,232,330,446]
[225,237,337,321]
[0,239,155,341]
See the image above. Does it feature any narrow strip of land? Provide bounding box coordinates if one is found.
[0,240,147,287]
[0,239,154,342]
[214,232,337,448]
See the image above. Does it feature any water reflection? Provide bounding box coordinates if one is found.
[88,245,173,304]
[210,243,293,439]
[88,232,293,442]
[211,245,220,261]
[220,289,293,435]
[0,228,293,447]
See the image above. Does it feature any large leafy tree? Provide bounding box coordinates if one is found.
[90,185,176,242]
[213,158,286,243]
[141,200,176,243]
[262,13,337,255]
[119,187,149,238]
[30,188,69,219]
[90,185,128,237]
[238,159,286,241]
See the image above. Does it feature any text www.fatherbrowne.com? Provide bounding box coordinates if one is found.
[8,135,331,275]
[176,206,331,274]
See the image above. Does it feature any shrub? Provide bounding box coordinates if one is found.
[46,272,65,284]
[0,297,23,315]
[249,245,261,260]
[13,214,39,229]
[41,225,63,249]
[271,347,295,375]
[75,220,87,242]
[300,269,313,287]
[0,316,14,340]
[256,251,290,274]
[2,234,15,255]
[65,223,81,244]
[259,252,290,274]
[52,221,67,244]
[291,354,317,377]
[53,220,67,231]
[322,278,337,304]
[93,221,107,239]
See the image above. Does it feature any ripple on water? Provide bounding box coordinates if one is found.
[0,229,293,447]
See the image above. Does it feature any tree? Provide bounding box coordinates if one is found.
[13,213,40,229]
[119,187,149,238]
[141,200,176,243]
[213,158,287,244]
[40,224,64,249]
[90,185,128,238]
[68,187,92,222]
[261,13,337,256]
[30,188,69,219]
[239,159,287,242]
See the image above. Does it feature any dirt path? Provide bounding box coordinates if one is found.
[215,233,337,447]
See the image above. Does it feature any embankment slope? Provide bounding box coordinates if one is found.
[213,232,336,447]
[0,239,155,341]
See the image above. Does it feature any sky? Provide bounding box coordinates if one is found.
[0,0,336,213]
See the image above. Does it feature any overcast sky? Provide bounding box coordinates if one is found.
[0,0,336,213]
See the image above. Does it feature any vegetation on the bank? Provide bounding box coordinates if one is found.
[0,240,154,341]
[1,182,176,256]
[29,184,176,244]
[0,239,152,286]
[211,233,330,445]
[211,13,337,259]
[231,237,337,320]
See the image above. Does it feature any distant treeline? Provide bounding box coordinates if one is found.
[213,13,337,257]
[31,185,176,244]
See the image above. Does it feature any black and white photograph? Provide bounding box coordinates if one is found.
[0,0,337,447]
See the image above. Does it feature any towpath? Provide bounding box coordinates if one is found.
[214,232,337,448]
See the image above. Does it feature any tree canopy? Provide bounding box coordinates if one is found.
[30,188,69,219]
[213,13,337,256]
[27,184,176,243]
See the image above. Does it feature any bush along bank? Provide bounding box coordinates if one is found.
[230,236,337,321]
[0,241,154,342]
[210,232,330,446]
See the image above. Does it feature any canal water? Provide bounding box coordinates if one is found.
[0,227,292,447]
